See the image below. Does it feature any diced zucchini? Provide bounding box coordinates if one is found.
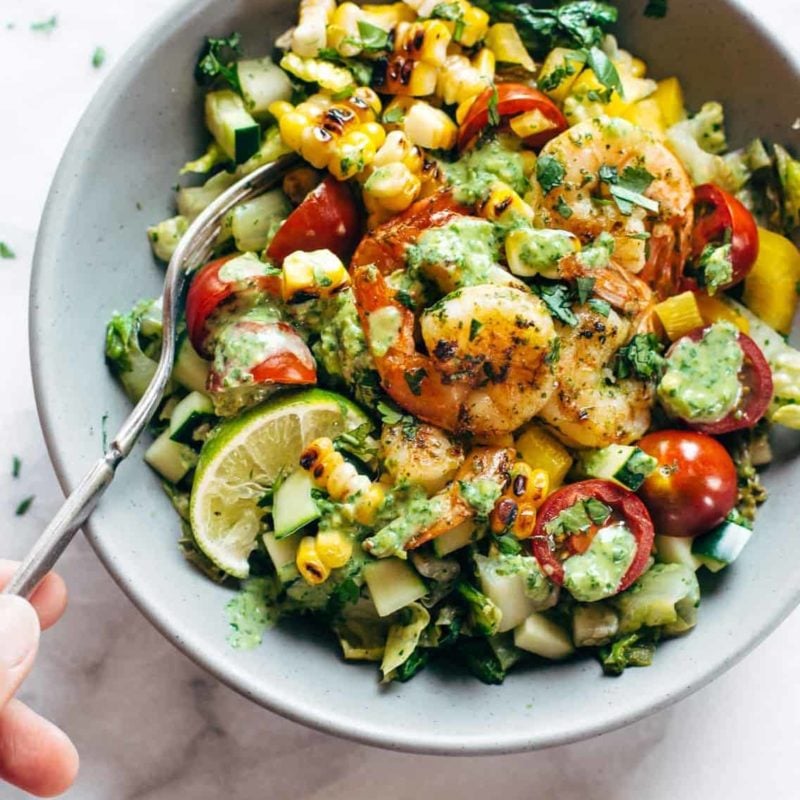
[692,518,753,572]
[272,469,320,539]
[572,602,619,647]
[263,532,300,584]
[513,613,574,660]
[173,333,210,394]
[145,429,198,483]
[236,57,293,118]
[231,189,291,253]
[169,391,215,445]
[205,90,261,164]
[656,535,702,571]
[578,445,657,491]
[432,520,481,557]
[148,215,188,262]
[363,559,426,618]
[475,554,537,633]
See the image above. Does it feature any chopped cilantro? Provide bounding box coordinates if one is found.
[545,337,561,365]
[343,20,390,52]
[195,32,243,93]
[431,2,466,40]
[377,400,404,425]
[404,368,427,396]
[487,84,501,127]
[532,282,577,326]
[600,164,658,215]
[644,0,668,18]
[697,242,733,295]
[575,276,595,304]
[12,456,21,479]
[0,242,15,259]
[15,496,35,516]
[586,46,624,99]
[536,155,566,193]
[91,46,106,69]
[554,196,574,218]
[615,333,666,380]
[469,318,484,341]
[30,16,57,33]
[588,297,611,316]
[544,498,611,537]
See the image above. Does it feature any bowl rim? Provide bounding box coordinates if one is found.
[29,0,800,755]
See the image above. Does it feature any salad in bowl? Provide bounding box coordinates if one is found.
[104,0,800,684]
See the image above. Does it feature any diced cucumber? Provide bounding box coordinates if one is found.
[236,57,292,119]
[432,520,481,557]
[475,555,537,633]
[692,518,753,572]
[572,602,619,647]
[231,189,291,253]
[272,469,320,539]
[363,559,426,618]
[169,391,216,445]
[148,215,188,262]
[488,633,525,671]
[656,535,702,571]
[173,333,210,394]
[578,445,657,490]
[145,429,198,484]
[205,90,261,164]
[263,532,300,584]
[513,613,574,660]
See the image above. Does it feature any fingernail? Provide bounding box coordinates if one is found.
[0,596,40,669]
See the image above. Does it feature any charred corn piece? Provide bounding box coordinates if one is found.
[364,163,422,213]
[326,2,367,57]
[477,181,534,224]
[654,291,705,341]
[292,0,337,57]
[436,51,495,106]
[282,249,350,303]
[362,2,416,26]
[394,20,452,67]
[300,437,342,487]
[353,482,385,525]
[403,100,458,150]
[373,55,439,97]
[297,536,331,585]
[315,530,354,568]
[450,0,490,47]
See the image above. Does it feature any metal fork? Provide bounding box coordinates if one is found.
[4,153,300,598]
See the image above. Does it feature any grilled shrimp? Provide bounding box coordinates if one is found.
[536,117,694,297]
[352,265,556,435]
[539,306,654,448]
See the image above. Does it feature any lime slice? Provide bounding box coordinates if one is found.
[190,389,370,578]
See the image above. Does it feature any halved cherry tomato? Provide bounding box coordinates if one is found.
[638,430,737,538]
[665,326,773,435]
[266,176,361,264]
[458,83,568,152]
[207,320,316,393]
[691,184,759,291]
[185,255,282,356]
[351,189,470,274]
[531,479,654,593]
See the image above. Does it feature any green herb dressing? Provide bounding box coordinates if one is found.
[226,578,279,649]
[658,321,743,423]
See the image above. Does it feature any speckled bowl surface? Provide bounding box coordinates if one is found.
[30,0,800,754]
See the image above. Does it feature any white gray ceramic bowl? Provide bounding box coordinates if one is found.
[30,0,800,754]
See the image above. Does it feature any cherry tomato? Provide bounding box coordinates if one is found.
[692,184,759,290]
[351,189,470,274]
[638,430,737,538]
[665,326,773,435]
[266,176,361,264]
[207,320,316,393]
[185,255,282,356]
[531,479,654,593]
[458,83,568,151]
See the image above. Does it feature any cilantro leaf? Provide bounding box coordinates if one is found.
[15,496,35,516]
[588,297,611,316]
[404,368,427,396]
[600,164,658,215]
[487,84,501,127]
[195,32,243,93]
[91,46,106,69]
[586,46,624,99]
[545,337,561,365]
[554,196,574,219]
[30,16,57,32]
[615,333,666,380]
[378,398,406,425]
[644,0,668,19]
[0,242,15,259]
[12,456,21,479]
[532,283,578,326]
[430,2,467,40]
[576,276,596,304]
[469,318,484,341]
[344,20,391,52]
[536,155,566,193]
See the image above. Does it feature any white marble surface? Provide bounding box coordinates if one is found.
[1,0,799,797]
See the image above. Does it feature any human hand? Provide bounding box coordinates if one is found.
[0,561,78,797]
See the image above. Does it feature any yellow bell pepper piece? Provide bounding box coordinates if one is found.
[621,97,666,137]
[515,424,573,488]
[654,291,705,340]
[694,292,750,334]
[652,77,685,128]
[537,47,586,103]
[486,23,535,72]
[743,227,800,335]
[567,69,629,117]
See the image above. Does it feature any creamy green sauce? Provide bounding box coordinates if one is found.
[563,522,637,602]
[364,484,442,558]
[368,306,403,357]
[658,321,743,423]
[443,135,531,204]
[577,232,616,269]
[226,578,279,649]
[458,478,502,519]
[508,228,578,278]
[217,252,273,283]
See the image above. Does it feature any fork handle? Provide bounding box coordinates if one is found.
[2,453,120,598]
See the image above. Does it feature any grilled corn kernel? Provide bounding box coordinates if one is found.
[282,249,350,303]
[316,530,354,569]
[453,1,490,47]
[353,483,385,525]
[277,110,312,151]
[327,461,360,501]
[365,163,422,213]
[331,130,377,179]
[455,94,478,124]
[362,2,416,26]
[349,87,382,120]
[292,0,336,57]
[437,53,494,106]
[268,100,295,120]
[300,437,335,471]
[297,536,331,585]
[654,291,705,341]
[477,181,534,224]
[373,55,439,97]
[403,101,458,150]
[327,2,364,57]
[513,506,537,540]
[300,125,336,169]
[373,130,423,173]
[394,20,452,67]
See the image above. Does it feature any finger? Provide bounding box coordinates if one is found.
[0,562,68,631]
[0,596,40,708]
[0,698,79,797]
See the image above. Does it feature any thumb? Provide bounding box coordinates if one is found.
[0,596,40,708]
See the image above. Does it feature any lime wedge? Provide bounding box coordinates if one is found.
[190,389,370,578]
